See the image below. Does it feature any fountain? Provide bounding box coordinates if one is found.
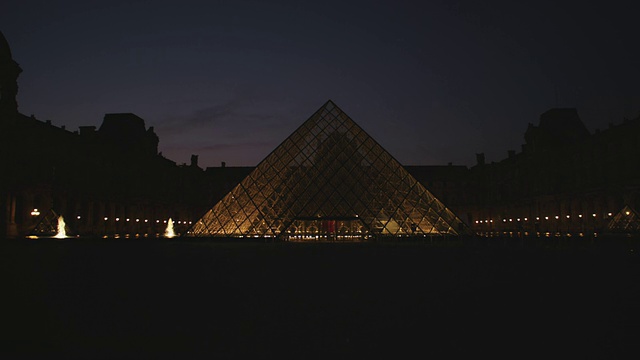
[165,218,176,238]
[54,215,67,238]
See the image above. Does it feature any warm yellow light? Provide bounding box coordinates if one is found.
[555,215,559,219]
[578,214,583,218]
[626,211,631,216]
[545,216,549,220]
[116,218,120,221]
[592,213,596,217]
[566,215,570,218]
[30,209,40,216]
[104,217,108,221]
[126,218,130,222]
[136,219,140,222]
[608,213,612,216]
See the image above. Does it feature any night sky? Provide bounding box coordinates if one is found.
[2,0,639,167]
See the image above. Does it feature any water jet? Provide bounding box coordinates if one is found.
[54,216,67,238]
[165,218,176,238]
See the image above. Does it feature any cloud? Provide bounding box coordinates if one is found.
[155,93,280,136]
[164,140,275,152]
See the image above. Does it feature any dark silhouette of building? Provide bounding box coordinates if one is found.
[467,108,640,236]
[0,32,218,237]
[0,31,22,117]
[98,113,160,157]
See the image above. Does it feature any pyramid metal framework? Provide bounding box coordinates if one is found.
[606,205,640,233]
[188,100,467,240]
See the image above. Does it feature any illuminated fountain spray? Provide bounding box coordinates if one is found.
[54,215,67,238]
[165,218,176,238]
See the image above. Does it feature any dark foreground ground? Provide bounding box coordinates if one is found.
[2,237,640,359]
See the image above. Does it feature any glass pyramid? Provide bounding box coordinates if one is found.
[188,100,468,240]
[607,205,640,233]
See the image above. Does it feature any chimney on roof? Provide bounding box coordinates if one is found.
[221,161,226,168]
[476,153,485,166]
[190,154,199,168]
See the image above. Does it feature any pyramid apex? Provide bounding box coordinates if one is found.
[323,99,336,108]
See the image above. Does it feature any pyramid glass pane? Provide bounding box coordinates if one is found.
[188,100,468,240]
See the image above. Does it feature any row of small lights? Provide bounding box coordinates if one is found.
[102,218,192,225]
[474,212,628,224]
[29,209,192,224]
